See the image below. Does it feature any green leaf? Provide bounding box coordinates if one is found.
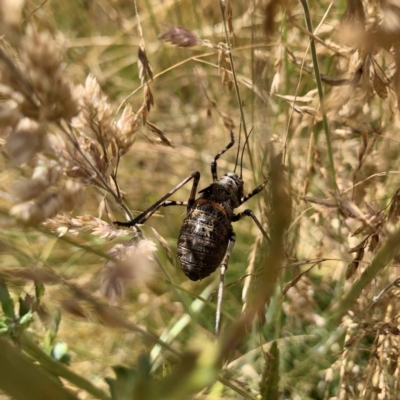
[19,310,33,326]
[18,296,31,318]
[106,365,136,400]
[44,310,61,353]
[20,334,110,400]
[35,281,45,302]
[260,341,280,400]
[106,355,152,400]
[0,337,78,400]
[137,353,151,379]
[0,279,15,320]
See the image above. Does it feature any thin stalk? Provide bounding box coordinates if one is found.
[20,334,110,400]
[299,0,337,193]
[331,222,400,323]
[60,279,183,358]
[0,207,113,260]
[330,223,400,324]
[218,377,257,400]
[217,0,255,173]
[154,254,195,323]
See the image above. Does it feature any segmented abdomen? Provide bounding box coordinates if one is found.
[177,200,231,281]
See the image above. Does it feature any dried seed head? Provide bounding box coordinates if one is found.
[146,120,173,147]
[72,74,113,146]
[60,298,87,319]
[5,118,47,165]
[382,0,400,35]
[336,0,367,49]
[0,0,25,37]
[116,104,136,136]
[345,247,365,280]
[221,113,235,130]
[19,26,79,121]
[10,180,84,224]
[9,201,37,223]
[158,27,200,48]
[369,233,380,252]
[0,100,22,130]
[101,239,157,304]
[10,192,60,224]
[12,178,46,202]
[38,192,65,221]
[12,160,63,201]
[263,0,281,38]
[341,0,365,25]
[282,275,324,326]
[373,73,388,99]
[144,85,154,112]
[59,180,85,212]
[114,104,139,155]
[44,214,132,240]
[345,261,359,280]
[388,188,400,223]
[138,46,153,84]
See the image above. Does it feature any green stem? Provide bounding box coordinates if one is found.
[300,0,337,192]
[330,224,400,324]
[20,335,110,400]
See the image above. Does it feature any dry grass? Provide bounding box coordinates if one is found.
[1,0,400,399]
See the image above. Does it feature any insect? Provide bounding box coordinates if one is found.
[115,129,270,334]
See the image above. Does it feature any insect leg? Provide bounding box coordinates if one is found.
[239,176,269,205]
[211,130,235,182]
[232,210,271,243]
[114,171,200,227]
[162,201,188,207]
[215,230,236,335]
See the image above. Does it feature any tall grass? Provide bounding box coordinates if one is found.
[1,0,400,399]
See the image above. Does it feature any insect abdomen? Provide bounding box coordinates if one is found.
[177,200,231,281]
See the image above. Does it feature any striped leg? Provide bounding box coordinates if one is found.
[239,176,269,205]
[114,171,200,227]
[215,230,236,335]
[162,201,188,207]
[211,130,235,182]
[232,209,270,243]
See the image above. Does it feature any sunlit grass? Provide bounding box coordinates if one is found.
[1,0,400,398]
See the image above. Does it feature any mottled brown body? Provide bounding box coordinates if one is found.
[177,173,242,281]
[178,199,232,280]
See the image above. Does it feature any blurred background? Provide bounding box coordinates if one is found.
[1,0,400,399]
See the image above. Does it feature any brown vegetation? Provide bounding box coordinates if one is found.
[1,0,400,399]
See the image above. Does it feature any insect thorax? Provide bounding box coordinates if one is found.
[199,172,244,212]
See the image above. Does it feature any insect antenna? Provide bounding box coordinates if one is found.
[233,121,242,174]
[239,126,254,179]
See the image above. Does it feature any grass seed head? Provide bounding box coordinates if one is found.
[158,27,200,48]
[72,74,113,146]
[19,26,79,121]
[12,160,63,201]
[5,118,47,165]
[101,239,157,304]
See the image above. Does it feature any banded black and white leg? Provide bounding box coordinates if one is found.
[209,130,239,334]
[233,176,270,243]
[114,171,200,227]
[232,210,270,243]
[239,176,269,205]
[211,130,235,182]
[215,230,236,335]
